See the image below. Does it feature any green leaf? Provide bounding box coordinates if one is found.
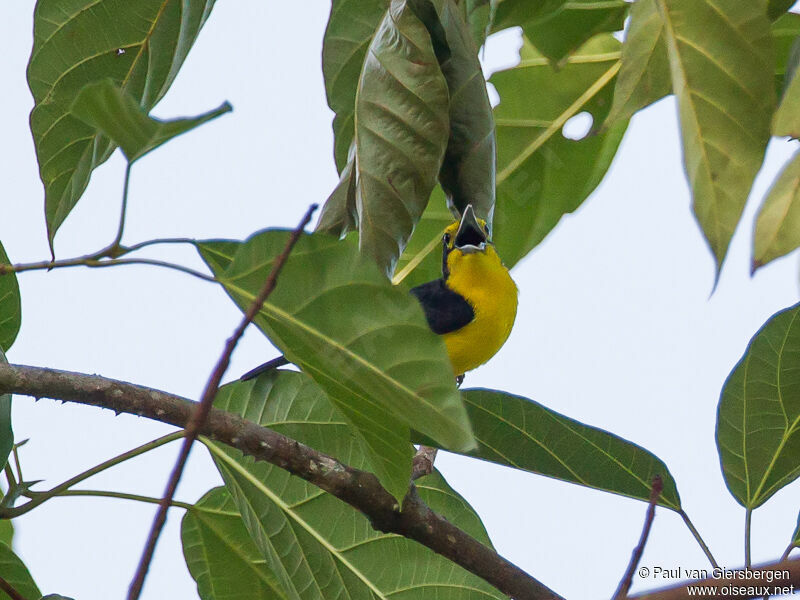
[753,150,800,270]
[315,143,357,237]
[434,0,497,223]
[182,486,287,600]
[0,243,21,352]
[392,186,454,288]
[0,542,40,600]
[772,13,800,96]
[769,0,796,21]
[27,0,216,252]
[197,232,474,501]
[70,80,231,164]
[656,0,774,274]
[463,0,498,48]
[717,302,800,509]
[0,520,13,549]
[492,0,566,31]
[354,0,450,276]
[522,0,628,66]
[604,0,671,127]
[416,389,682,509]
[775,49,800,137]
[208,372,503,600]
[0,350,13,473]
[320,0,495,267]
[322,0,389,171]
[492,36,627,269]
[196,240,241,274]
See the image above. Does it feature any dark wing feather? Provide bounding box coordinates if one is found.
[410,279,474,335]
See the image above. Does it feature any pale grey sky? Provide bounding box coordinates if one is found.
[2,3,799,599]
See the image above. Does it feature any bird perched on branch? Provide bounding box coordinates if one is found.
[241,204,517,381]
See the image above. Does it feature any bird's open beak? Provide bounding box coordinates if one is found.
[454,205,487,254]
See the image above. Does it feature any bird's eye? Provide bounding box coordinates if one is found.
[443,233,451,244]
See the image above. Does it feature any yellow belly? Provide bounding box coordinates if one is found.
[442,249,518,376]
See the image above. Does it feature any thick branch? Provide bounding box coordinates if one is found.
[630,557,800,599]
[0,363,562,600]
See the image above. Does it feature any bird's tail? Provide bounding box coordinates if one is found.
[240,355,290,381]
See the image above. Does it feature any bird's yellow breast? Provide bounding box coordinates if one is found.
[442,247,518,376]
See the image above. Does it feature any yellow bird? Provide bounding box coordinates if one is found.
[410,204,518,377]
[241,204,517,380]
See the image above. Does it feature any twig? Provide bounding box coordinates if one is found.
[0,362,562,600]
[126,204,317,600]
[0,576,27,600]
[0,431,183,518]
[613,475,663,600]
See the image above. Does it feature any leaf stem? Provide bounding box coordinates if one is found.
[25,488,192,510]
[680,510,719,568]
[0,256,216,283]
[745,507,753,567]
[83,257,217,283]
[0,431,183,518]
[1,463,16,508]
[781,544,796,562]
[11,445,22,483]
[122,237,198,253]
[0,158,210,284]
[110,162,133,252]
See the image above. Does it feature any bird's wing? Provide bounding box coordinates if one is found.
[410,279,474,335]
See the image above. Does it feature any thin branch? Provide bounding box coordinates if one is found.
[25,488,193,511]
[0,362,562,600]
[0,576,28,600]
[629,557,800,600]
[127,204,318,600]
[613,475,663,600]
[680,510,719,569]
[0,431,183,518]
